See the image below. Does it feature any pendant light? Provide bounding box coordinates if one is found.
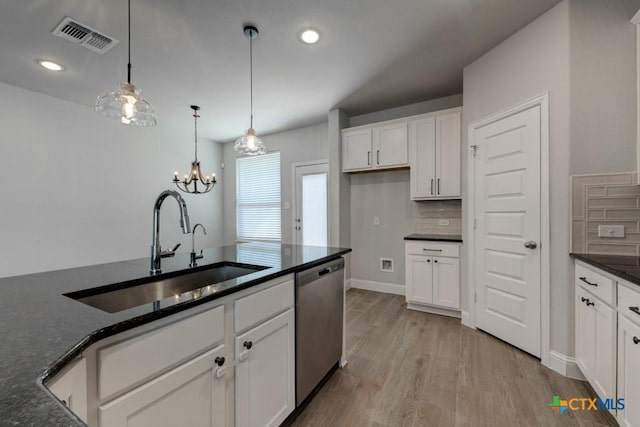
[94,0,157,126]
[173,106,217,194]
[234,25,266,155]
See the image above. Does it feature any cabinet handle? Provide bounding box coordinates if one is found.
[581,297,587,303]
[422,248,442,252]
[367,151,370,166]
[427,259,431,263]
[629,306,640,316]
[214,356,225,367]
[586,300,595,307]
[377,150,380,165]
[434,259,438,263]
[579,277,598,287]
[430,179,434,195]
[633,336,640,345]
[243,341,253,350]
[437,178,440,195]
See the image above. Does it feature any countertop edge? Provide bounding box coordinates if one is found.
[39,249,352,386]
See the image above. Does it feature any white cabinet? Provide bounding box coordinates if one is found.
[405,241,461,313]
[235,309,295,427]
[617,282,640,427]
[342,121,408,172]
[410,110,461,199]
[99,345,228,427]
[47,357,87,423]
[574,263,616,402]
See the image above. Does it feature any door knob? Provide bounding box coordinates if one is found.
[524,241,537,249]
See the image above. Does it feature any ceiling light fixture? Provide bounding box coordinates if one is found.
[37,60,64,71]
[94,0,157,126]
[173,105,217,194]
[299,29,320,44]
[234,25,266,156]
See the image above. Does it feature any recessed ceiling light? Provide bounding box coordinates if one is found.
[299,29,320,44]
[37,60,64,71]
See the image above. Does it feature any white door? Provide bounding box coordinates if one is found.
[235,309,295,427]
[405,254,433,304]
[432,257,460,309]
[617,315,640,427]
[591,298,616,400]
[409,117,436,199]
[435,112,461,198]
[342,129,372,171]
[575,287,594,378]
[373,122,408,167]
[473,105,542,357]
[294,163,328,247]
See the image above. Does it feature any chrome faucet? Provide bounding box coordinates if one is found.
[190,223,207,267]
[150,190,191,275]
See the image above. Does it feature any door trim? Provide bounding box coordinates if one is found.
[465,92,550,367]
[291,160,329,246]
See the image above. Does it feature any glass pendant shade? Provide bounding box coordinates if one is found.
[95,83,157,126]
[234,128,266,156]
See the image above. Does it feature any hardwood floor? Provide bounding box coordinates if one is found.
[292,289,618,427]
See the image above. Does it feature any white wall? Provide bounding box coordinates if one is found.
[0,82,224,279]
[463,1,571,354]
[569,0,639,174]
[221,122,328,245]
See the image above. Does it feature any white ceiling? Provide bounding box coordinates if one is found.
[1,0,561,141]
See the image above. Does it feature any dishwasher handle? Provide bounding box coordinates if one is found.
[297,257,345,286]
[318,268,331,276]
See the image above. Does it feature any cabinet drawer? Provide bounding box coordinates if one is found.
[619,282,640,325]
[575,262,615,306]
[98,305,224,400]
[235,279,294,333]
[406,241,459,258]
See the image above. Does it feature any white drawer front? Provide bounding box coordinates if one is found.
[619,282,640,326]
[575,262,615,306]
[406,241,460,258]
[235,279,294,333]
[98,305,224,400]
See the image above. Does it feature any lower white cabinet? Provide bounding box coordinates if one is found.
[99,345,227,427]
[574,285,616,400]
[617,315,640,427]
[405,241,461,312]
[235,308,295,427]
[47,357,87,423]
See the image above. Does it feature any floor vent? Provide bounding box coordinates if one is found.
[52,17,118,54]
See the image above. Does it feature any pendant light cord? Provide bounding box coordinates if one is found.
[249,31,253,129]
[127,0,132,84]
[194,110,199,162]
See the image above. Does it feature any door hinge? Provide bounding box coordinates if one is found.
[470,145,479,157]
[474,291,477,303]
[473,219,477,230]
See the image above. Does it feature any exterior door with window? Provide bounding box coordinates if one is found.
[294,163,328,247]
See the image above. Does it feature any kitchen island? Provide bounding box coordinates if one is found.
[0,242,350,426]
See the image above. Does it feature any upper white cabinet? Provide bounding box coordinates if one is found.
[411,110,462,199]
[342,121,408,172]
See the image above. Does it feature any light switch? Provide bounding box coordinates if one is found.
[373,216,380,226]
[598,225,625,238]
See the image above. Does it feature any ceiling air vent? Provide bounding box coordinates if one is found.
[52,17,118,54]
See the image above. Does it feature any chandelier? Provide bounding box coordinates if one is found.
[173,105,217,194]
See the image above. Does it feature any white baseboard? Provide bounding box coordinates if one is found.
[461,310,476,329]
[407,303,461,318]
[345,278,351,291]
[349,279,405,296]
[548,350,585,380]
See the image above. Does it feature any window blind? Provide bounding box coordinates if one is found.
[236,152,281,241]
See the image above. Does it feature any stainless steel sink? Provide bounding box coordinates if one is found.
[65,262,268,313]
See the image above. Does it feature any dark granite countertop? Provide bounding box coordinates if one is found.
[404,233,463,243]
[571,253,640,287]
[0,243,351,426]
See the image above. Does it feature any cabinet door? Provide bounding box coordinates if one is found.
[342,129,372,171]
[435,112,461,198]
[236,309,295,427]
[373,122,408,168]
[618,315,640,427]
[575,287,595,380]
[409,117,436,199]
[47,357,87,423]
[432,257,460,309]
[591,297,616,401]
[405,254,433,305]
[99,345,227,427]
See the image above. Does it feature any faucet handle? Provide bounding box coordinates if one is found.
[160,243,181,258]
[171,243,181,252]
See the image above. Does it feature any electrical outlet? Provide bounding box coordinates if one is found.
[373,216,380,226]
[380,258,393,272]
[598,225,625,238]
[438,219,450,226]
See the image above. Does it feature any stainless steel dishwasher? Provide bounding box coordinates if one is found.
[295,257,344,406]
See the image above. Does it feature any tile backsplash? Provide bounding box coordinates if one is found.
[571,172,640,255]
[412,200,462,234]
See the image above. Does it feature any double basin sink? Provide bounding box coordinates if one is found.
[64,262,268,313]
